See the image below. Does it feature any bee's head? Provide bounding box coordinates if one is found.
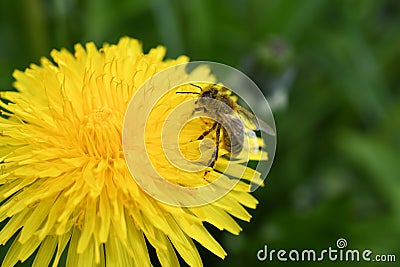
[201,91,212,98]
[200,87,219,99]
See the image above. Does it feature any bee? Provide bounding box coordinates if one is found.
[177,84,275,170]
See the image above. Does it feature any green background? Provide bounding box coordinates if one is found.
[1,0,399,266]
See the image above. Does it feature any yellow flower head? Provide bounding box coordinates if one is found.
[0,37,269,266]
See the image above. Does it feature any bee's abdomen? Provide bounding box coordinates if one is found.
[223,127,244,156]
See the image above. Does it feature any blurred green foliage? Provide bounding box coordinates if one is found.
[1,0,399,266]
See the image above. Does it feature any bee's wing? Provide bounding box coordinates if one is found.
[243,129,260,154]
[222,114,244,153]
[236,106,276,136]
[235,106,258,130]
[256,117,276,136]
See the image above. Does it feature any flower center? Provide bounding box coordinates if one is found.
[79,108,122,158]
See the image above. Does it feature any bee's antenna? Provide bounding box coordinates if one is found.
[190,83,203,91]
[176,83,203,94]
[176,91,200,94]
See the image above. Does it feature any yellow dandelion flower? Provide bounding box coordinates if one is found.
[0,37,272,266]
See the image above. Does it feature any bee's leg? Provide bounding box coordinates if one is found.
[204,124,221,177]
[197,122,218,140]
[208,123,221,168]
